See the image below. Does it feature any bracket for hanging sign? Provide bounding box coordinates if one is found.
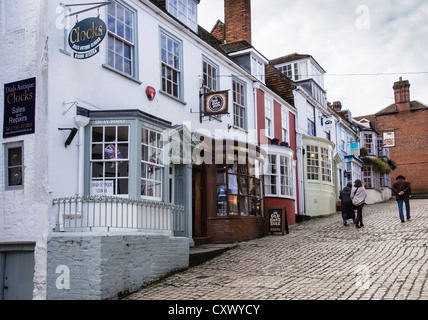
[61,1,111,18]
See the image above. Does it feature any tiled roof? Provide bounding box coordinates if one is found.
[375,100,428,116]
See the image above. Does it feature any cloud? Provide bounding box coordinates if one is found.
[198,0,428,116]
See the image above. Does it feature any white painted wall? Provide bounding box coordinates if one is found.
[0,0,50,299]
[1,0,261,299]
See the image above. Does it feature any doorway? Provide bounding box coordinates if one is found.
[0,244,35,300]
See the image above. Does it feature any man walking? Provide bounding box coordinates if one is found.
[392,175,411,223]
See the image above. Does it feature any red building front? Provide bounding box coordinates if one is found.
[256,84,299,227]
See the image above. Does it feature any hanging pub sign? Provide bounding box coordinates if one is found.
[3,77,36,138]
[68,17,106,60]
[383,131,395,148]
[204,90,229,116]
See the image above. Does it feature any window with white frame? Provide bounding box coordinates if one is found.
[321,147,332,182]
[4,142,24,190]
[166,0,198,33]
[265,154,293,197]
[363,133,373,154]
[306,145,319,180]
[202,57,218,91]
[252,56,265,82]
[307,103,315,136]
[281,108,289,144]
[265,98,273,138]
[278,64,292,79]
[363,165,380,190]
[161,31,182,99]
[294,61,308,81]
[107,0,136,77]
[340,129,346,151]
[233,78,246,130]
[141,128,164,200]
[91,125,130,196]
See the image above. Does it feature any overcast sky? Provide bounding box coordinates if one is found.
[198,0,428,117]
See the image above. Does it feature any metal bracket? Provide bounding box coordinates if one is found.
[60,1,111,18]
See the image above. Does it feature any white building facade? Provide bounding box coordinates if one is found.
[0,0,265,300]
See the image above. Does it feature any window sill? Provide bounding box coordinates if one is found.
[102,64,142,85]
[160,90,187,106]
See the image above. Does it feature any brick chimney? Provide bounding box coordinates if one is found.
[224,0,252,44]
[393,77,411,112]
[332,101,342,112]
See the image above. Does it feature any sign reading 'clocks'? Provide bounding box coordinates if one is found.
[68,17,106,60]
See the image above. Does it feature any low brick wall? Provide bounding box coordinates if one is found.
[46,232,189,300]
[207,216,265,244]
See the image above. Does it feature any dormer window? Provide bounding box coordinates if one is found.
[252,55,265,82]
[167,0,198,33]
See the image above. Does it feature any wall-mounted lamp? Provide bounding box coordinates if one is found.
[58,128,78,148]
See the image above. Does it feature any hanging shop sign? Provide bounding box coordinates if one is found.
[383,131,395,148]
[68,17,106,60]
[204,90,229,116]
[3,77,36,138]
[350,142,360,156]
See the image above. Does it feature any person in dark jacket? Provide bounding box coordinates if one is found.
[391,175,411,223]
[339,182,356,226]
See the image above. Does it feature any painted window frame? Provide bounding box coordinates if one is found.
[160,28,184,103]
[141,127,164,201]
[4,142,24,191]
[264,97,273,138]
[87,119,167,201]
[90,124,131,196]
[306,145,319,181]
[105,0,139,81]
[307,103,316,136]
[166,0,198,33]
[265,153,294,198]
[281,107,289,144]
[232,77,247,131]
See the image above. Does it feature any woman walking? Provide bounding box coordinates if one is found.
[351,179,367,228]
[339,182,356,226]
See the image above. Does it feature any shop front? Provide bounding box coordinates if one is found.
[192,138,267,244]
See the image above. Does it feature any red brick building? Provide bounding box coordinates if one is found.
[361,78,428,195]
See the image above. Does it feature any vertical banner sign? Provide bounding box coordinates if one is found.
[3,77,36,138]
[68,17,106,60]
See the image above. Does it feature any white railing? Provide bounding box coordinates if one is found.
[52,196,185,235]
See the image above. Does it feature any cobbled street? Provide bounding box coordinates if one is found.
[128,199,428,300]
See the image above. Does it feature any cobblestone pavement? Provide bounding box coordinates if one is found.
[128,199,428,300]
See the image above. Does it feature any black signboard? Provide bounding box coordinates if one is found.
[68,17,106,60]
[268,206,289,236]
[204,90,229,116]
[3,77,36,138]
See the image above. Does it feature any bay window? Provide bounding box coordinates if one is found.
[216,158,264,217]
[91,125,130,196]
[89,119,167,201]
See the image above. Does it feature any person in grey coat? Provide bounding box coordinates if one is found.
[351,179,367,228]
[339,182,356,226]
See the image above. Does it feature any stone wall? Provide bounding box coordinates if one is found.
[46,232,189,300]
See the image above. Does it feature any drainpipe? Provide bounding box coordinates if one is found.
[74,115,90,196]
